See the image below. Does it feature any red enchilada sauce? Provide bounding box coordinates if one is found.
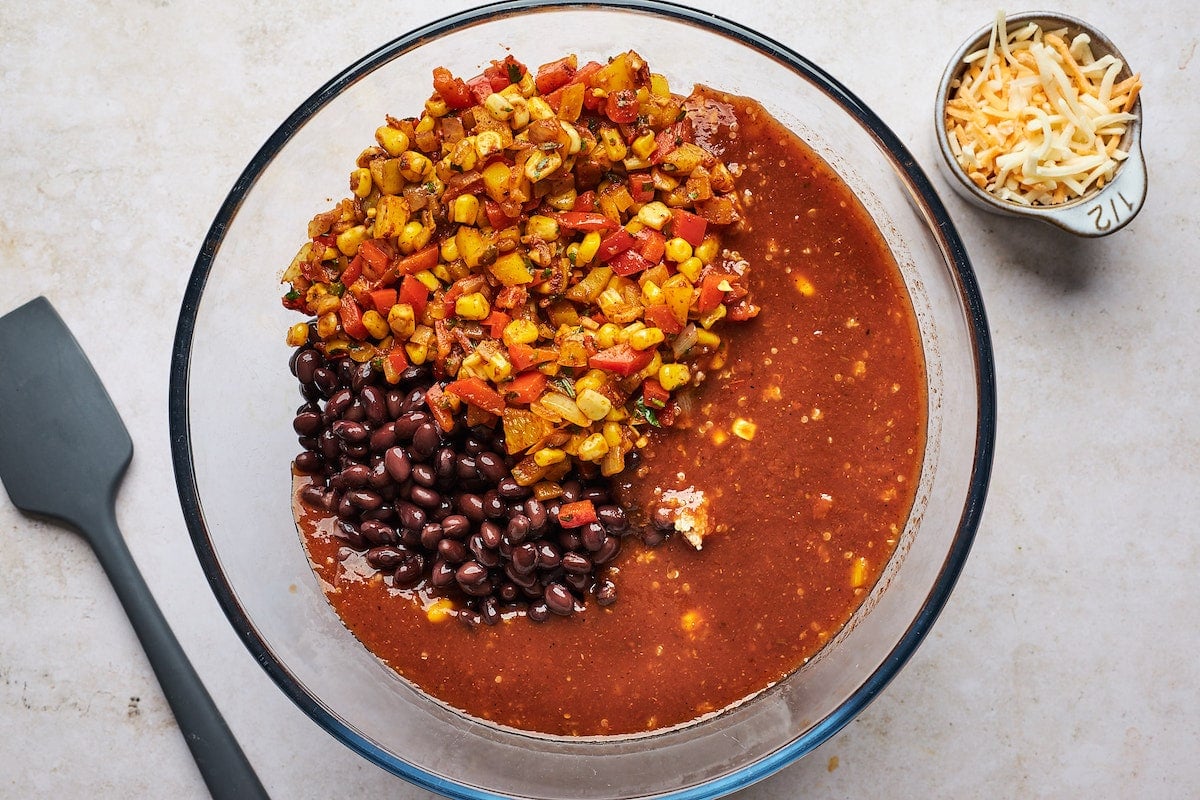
[294,88,925,736]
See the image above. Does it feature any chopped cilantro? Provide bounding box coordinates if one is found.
[284,289,300,301]
[634,397,661,427]
[551,376,576,398]
[507,63,522,84]
[330,282,345,296]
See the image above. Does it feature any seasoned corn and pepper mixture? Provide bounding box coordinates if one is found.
[282,51,758,490]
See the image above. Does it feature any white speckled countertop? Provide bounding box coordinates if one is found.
[2,1,1198,797]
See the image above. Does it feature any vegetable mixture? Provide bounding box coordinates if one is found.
[282,50,758,501]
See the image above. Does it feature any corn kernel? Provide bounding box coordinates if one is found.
[640,280,664,307]
[664,237,693,263]
[639,351,663,380]
[312,292,340,316]
[794,275,816,297]
[336,224,368,256]
[398,220,430,253]
[533,447,566,467]
[577,433,610,462]
[415,114,436,135]
[602,421,624,448]
[524,150,563,183]
[361,309,389,339]
[525,214,561,241]
[677,256,703,282]
[316,311,339,339]
[475,130,505,159]
[628,326,665,351]
[573,368,608,395]
[731,418,757,441]
[577,231,601,265]
[595,322,621,349]
[849,556,869,588]
[455,292,491,320]
[387,303,416,339]
[559,121,583,155]
[598,127,627,161]
[484,92,516,121]
[286,322,309,347]
[698,303,726,329]
[576,388,613,421]
[413,270,440,292]
[695,329,721,349]
[631,131,657,159]
[694,235,719,265]
[399,150,433,182]
[636,201,672,230]
[426,597,456,623]
[502,318,539,347]
[657,363,691,391]
[450,193,480,225]
[375,125,410,157]
[439,237,460,264]
[527,96,556,120]
[350,167,373,198]
[405,341,429,365]
[424,95,450,118]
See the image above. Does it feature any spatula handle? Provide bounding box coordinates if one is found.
[86,505,269,800]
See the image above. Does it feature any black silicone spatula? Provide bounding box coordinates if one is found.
[0,297,268,800]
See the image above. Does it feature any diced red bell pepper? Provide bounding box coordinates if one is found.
[386,345,409,375]
[604,89,640,123]
[608,247,652,277]
[314,233,336,248]
[484,309,511,339]
[466,73,494,105]
[642,304,683,334]
[634,227,666,264]
[588,343,656,377]
[444,377,507,416]
[367,288,397,314]
[650,121,688,164]
[552,211,618,233]
[508,343,557,372]
[641,377,671,409]
[358,238,394,275]
[572,190,597,212]
[479,56,526,94]
[398,274,429,319]
[432,66,474,109]
[697,272,727,313]
[502,370,548,405]
[534,55,576,94]
[544,60,602,110]
[557,499,598,529]
[340,254,363,287]
[424,384,458,432]
[339,294,369,340]
[596,228,637,262]
[628,173,655,204]
[669,208,708,247]
[395,244,440,277]
[484,198,516,230]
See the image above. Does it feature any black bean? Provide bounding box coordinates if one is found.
[298,482,329,508]
[470,534,501,568]
[410,485,441,509]
[498,583,520,604]
[367,459,391,490]
[339,463,370,488]
[412,421,440,458]
[346,489,382,510]
[399,364,429,386]
[402,387,426,413]
[504,515,530,544]
[593,535,620,565]
[394,411,424,441]
[319,429,340,460]
[653,505,676,530]
[393,553,424,587]
[369,422,397,453]
[461,579,495,598]
[560,479,582,503]
[438,538,468,564]
[535,542,561,571]
[294,349,320,384]
[429,559,456,589]
[336,495,357,520]
[342,442,369,460]
[524,499,548,532]
[544,582,574,616]
[479,520,503,549]
[476,451,508,483]
[562,551,592,575]
[510,543,538,575]
[384,447,411,483]
[332,419,369,444]
[293,410,322,436]
[361,504,396,523]
[455,560,488,587]
[595,579,617,606]
[325,388,353,420]
[564,571,590,592]
[411,463,437,488]
[360,385,387,424]
[397,501,426,531]
[581,521,606,553]
[434,447,456,480]
[642,528,667,547]
[297,435,319,451]
[463,435,486,455]
[312,366,339,397]
[455,454,479,481]
[386,389,405,420]
[294,452,323,474]
[457,493,485,523]
[419,523,444,551]
[366,545,407,570]
[433,496,454,520]
[581,485,609,504]
[528,601,550,623]
[597,504,627,531]
[359,520,396,547]
[343,399,366,423]
[496,476,528,499]
[440,514,470,539]
[334,520,366,549]
[558,530,582,551]
[482,490,506,519]
[480,597,501,626]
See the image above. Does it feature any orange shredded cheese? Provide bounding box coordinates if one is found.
[944,11,1142,205]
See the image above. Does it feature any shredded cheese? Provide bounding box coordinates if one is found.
[945,11,1142,205]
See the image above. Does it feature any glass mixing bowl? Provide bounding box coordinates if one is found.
[170,1,996,797]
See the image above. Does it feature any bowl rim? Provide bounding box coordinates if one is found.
[169,1,997,797]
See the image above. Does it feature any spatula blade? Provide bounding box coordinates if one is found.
[0,296,132,529]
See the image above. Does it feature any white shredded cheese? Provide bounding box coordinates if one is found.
[944,11,1142,205]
